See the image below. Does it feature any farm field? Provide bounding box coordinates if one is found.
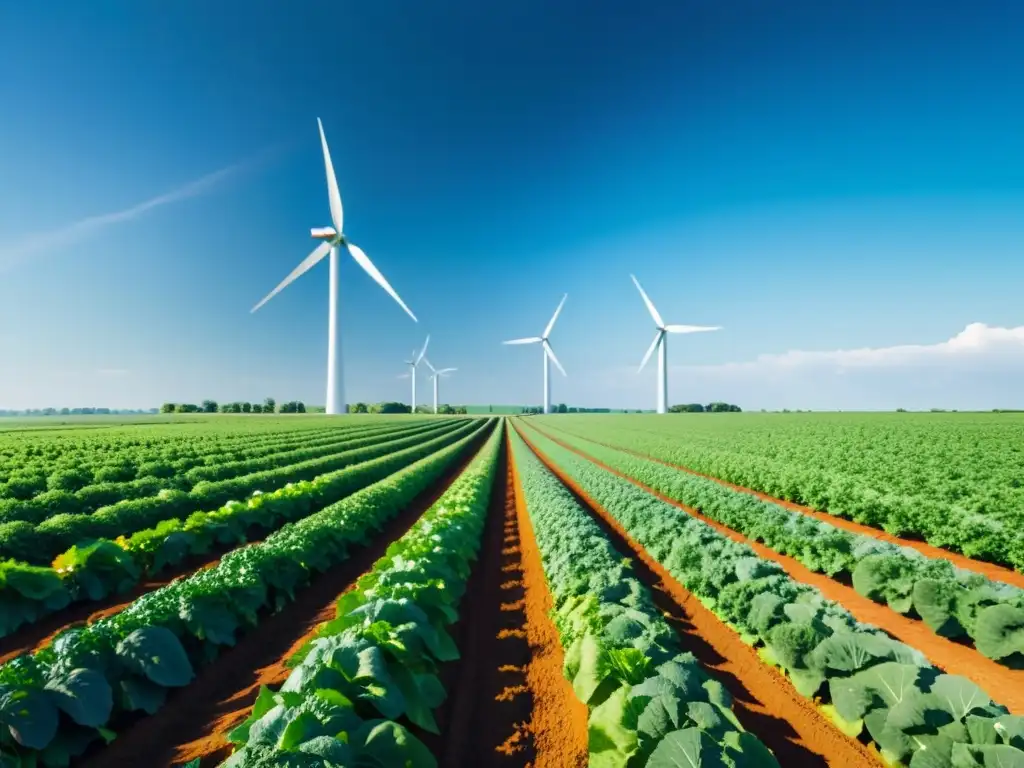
[0,413,1023,767]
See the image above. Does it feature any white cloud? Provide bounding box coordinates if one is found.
[0,149,273,271]
[698,323,1024,374]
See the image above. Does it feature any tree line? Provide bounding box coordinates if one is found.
[159,399,307,414]
[518,402,742,414]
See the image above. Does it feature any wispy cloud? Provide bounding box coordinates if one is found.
[0,147,277,271]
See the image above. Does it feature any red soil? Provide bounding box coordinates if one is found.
[78,429,491,768]
[508,438,590,768]
[433,438,538,767]
[541,424,1024,589]
[514,424,876,767]
[521,423,1024,715]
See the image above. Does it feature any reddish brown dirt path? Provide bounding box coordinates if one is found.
[518,422,1024,715]
[537,422,1024,589]
[514,424,877,767]
[431,437,538,767]
[77,430,491,768]
[508,436,590,768]
[0,544,257,665]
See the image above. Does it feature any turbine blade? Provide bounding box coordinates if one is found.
[638,330,662,372]
[503,337,542,345]
[347,243,418,322]
[630,274,664,328]
[664,324,723,334]
[251,241,332,313]
[423,357,437,373]
[397,373,411,379]
[543,340,567,376]
[317,118,344,234]
[543,293,568,338]
[438,367,457,374]
[415,334,430,365]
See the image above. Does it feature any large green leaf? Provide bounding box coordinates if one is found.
[589,683,639,768]
[120,675,167,714]
[0,688,59,750]
[115,627,194,687]
[931,675,992,721]
[974,605,1024,662]
[43,668,112,728]
[951,742,1024,768]
[646,727,727,768]
[353,719,437,768]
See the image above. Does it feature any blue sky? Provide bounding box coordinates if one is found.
[1,1,1023,411]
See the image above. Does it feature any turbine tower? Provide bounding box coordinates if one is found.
[251,118,418,415]
[397,336,430,412]
[503,294,567,414]
[423,358,456,414]
[631,274,721,414]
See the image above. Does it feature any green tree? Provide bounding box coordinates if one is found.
[263,397,276,414]
[251,403,263,414]
[556,403,568,413]
[160,403,177,414]
[241,402,252,413]
[352,402,368,413]
[201,400,218,413]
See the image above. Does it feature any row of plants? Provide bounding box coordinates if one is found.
[220,419,504,767]
[0,419,495,766]
[531,423,1024,665]
[544,416,1024,570]
[0,420,484,640]
[0,420,473,566]
[0,420,445,523]
[0,422,353,488]
[509,429,778,767]
[515,421,1024,768]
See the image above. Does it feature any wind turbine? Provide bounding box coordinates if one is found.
[422,358,456,414]
[631,274,721,414]
[251,118,418,415]
[503,294,567,414]
[397,335,430,412]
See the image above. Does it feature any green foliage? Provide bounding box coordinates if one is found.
[509,430,775,767]
[513,419,1024,766]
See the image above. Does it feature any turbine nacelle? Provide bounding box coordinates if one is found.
[310,226,340,242]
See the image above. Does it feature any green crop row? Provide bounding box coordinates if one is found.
[544,414,1024,570]
[0,420,481,640]
[0,419,494,766]
[0,421,441,523]
[0,420,472,565]
[515,420,1024,768]
[509,429,777,768]
[530,423,1024,665]
[220,420,503,767]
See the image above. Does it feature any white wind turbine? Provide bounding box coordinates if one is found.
[631,274,721,414]
[503,294,567,414]
[251,118,418,415]
[422,358,457,414]
[397,335,430,412]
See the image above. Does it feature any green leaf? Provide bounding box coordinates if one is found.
[931,675,992,721]
[974,605,1024,662]
[353,719,438,768]
[588,684,638,768]
[228,685,278,744]
[43,668,113,727]
[722,730,782,767]
[0,688,59,750]
[120,675,166,714]
[279,711,326,750]
[353,647,405,719]
[296,735,352,761]
[115,627,194,687]
[180,596,240,646]
[647,727,727,768]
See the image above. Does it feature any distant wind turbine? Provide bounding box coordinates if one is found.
[503,294,567,414]
[251,118,418,415]
[397,335,430,412]
[631,275,721,414]
[423,358,456,414]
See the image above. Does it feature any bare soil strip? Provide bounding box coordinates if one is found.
[506,438,589,768]
[540,424,1024,589]
[516,425,876,768]
[431,439,537,767]
[77,433,490,768]
[525,424,1024,715]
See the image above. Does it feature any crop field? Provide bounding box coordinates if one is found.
[0,413,1023,767]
